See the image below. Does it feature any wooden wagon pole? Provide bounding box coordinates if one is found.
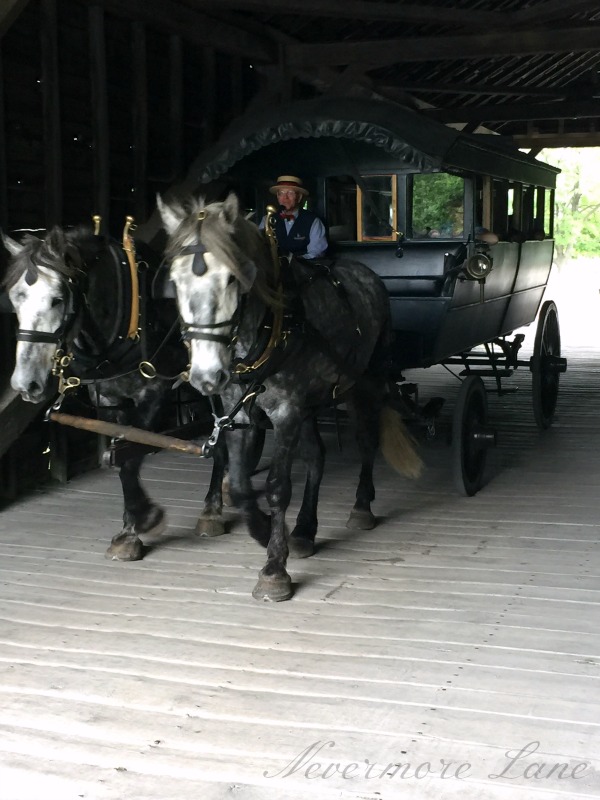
[48,412,207,457]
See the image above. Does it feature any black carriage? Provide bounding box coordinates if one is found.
[157,96,566,496]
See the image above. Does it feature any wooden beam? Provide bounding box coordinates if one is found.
[286,27,600,69]
[0,0,31,38]
[377,80,564,99]
[40,0,62,227]
[513,0,600,25]
[512,131,600,148]
[424,99,600,124]
[82,0,275,62]
[49,412,207,456]
[185,0,502,27]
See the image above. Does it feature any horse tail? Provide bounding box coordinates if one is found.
[379,404,423,479]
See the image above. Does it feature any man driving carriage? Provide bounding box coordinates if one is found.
[259,175,328,259]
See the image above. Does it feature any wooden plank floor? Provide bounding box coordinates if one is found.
[1,297,599,798]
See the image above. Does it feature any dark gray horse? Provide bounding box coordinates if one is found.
[158,193,421,602]
[1,225,230,558]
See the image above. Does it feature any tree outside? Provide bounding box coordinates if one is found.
[538,148,600,268]
[537,148,600,348]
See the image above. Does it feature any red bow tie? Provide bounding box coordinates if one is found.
[280,213,295,221]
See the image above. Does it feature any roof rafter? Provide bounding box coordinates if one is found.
[183,0,503,27]
[424,98,600,123]
[377,80,565,98]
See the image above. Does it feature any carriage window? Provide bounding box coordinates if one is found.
[544,189,554,238]
[522,185,535,236]
[410,173,464,239]
[357,175,397,241]
[325,176,358,241]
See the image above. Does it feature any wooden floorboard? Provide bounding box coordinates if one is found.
[1,330,599,798]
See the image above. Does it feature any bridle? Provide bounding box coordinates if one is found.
[15,262,81,348]
[169,218,243,348]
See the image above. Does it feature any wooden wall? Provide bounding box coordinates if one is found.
[0,0,260,236]
[0,0,262,499]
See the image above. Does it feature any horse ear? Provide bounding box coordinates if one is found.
[1,232,24,257]
[156,194,184,235]
[221,193,240,226]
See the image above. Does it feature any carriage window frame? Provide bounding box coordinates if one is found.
[356,174,398,242]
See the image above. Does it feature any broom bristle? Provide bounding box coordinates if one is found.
[380,405,423,479]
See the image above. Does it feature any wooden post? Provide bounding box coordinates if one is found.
[201,47,216,148]
[40,0,62,227]
[88,5,110,227]
[169,34,183,181]
[0,43,7,231]
[132,21,148,220]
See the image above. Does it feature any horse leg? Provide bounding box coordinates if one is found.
[288,415,325,559]
[195,435,228,537]
[99,383,168,561]
[105,451,166,560]
[345,381,383,530]
[224,421,270,543]
[252,418,300,602]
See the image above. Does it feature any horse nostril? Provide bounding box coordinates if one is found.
[27,381,41,396]
[190,367,228,395]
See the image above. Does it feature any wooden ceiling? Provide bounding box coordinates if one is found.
[172,0,600,151]
[3,0,599,152]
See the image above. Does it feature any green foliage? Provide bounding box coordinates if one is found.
[411,173,464,236]
[538,148,600,264]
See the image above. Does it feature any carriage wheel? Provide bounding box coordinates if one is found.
[452,375,495,497]
[531,300,563,430]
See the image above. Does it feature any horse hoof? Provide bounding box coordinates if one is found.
[346,509,376,530]
[195,517,226,537]
[288,536,315,559]
[252,573,293,602]
[105,535,144,561]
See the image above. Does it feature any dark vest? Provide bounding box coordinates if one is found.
[274,209,317,256]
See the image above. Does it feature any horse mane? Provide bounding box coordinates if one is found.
[2,225,95,290]
[165,196,282,310]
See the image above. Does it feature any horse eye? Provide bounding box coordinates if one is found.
[51,297,63,307]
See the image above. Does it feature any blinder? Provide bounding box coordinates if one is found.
[179,243,208,276]
[171,237,241,346]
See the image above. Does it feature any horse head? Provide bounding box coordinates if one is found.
[2,227,82,403]
[158,192,263,395]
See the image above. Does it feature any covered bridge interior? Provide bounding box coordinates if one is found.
[0,5,599,799]
[1,0,599,494]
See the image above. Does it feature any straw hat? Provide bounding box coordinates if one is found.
[269,175,309,197]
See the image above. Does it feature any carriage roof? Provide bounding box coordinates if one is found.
[189,97,559,191]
